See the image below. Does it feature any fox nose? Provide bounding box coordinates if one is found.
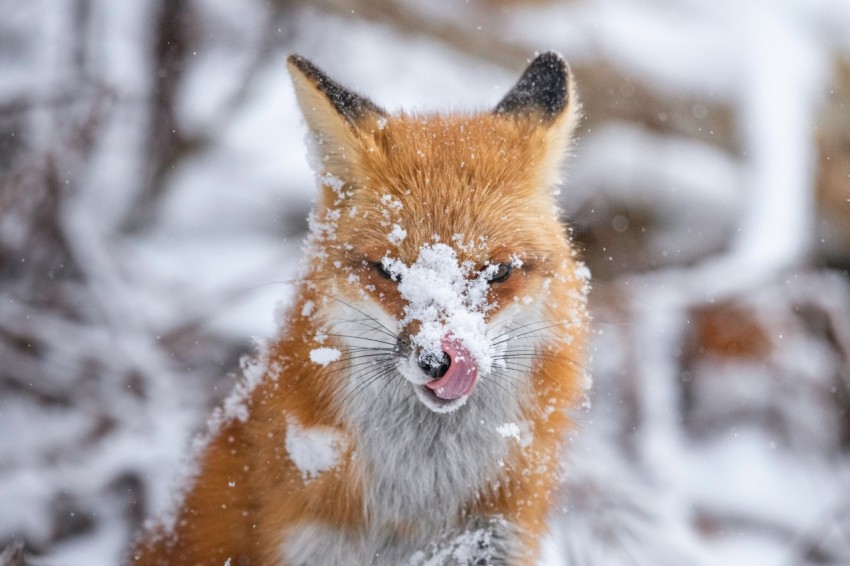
[418,351,451,379]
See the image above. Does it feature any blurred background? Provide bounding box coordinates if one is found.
[2,0,850,564]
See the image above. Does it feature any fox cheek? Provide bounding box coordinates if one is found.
[362,283,407,324]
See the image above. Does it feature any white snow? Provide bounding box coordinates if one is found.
[496,423,520,441]
[309,347,342,366]
[383,243,495,373]
[301,300,315,317]
[496,422,532,449]
[407,520,506,566]
[284,417,344,481]
[380,194,402,209]
[387,223,407,244]
[322,173,345,194]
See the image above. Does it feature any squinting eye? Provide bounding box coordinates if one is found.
[487,263,513,283]
[374,262,397,281]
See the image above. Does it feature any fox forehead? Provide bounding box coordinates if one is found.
[360,113,543,189]
[332,114,564,264]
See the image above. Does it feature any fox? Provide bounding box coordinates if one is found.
[130,51,590,565]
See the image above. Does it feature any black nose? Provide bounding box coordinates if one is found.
[419,351,451,379]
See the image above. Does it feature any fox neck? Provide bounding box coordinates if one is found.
[349,374,526,525]
[326,299,540,528]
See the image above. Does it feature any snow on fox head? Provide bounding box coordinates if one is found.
[288,53,588,413]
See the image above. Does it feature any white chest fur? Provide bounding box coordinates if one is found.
[347,377,525,526]
[279,385,526,565]
[282,301,539,564]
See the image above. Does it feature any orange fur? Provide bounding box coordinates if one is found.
[130,52,588,565]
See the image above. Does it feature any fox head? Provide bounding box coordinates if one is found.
[287,53,587,414]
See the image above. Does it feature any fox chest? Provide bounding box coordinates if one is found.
[279,383,526,564]
[346,374,525,525]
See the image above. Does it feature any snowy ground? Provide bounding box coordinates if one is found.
[2,0,850,564]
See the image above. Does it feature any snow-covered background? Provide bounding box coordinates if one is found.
[2,0,850,564]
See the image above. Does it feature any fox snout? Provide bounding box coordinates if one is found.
[398,331,480,399]
[385,243,496,412]
[396,327,484,413]
[417,348,451,379]
[422,335,479,400]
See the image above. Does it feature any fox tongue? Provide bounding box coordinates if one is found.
[425,337,479,400]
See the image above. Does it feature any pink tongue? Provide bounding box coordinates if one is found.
[425,336,479,400]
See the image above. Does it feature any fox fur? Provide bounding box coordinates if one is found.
[130,51,589,566]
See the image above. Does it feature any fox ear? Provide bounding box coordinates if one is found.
[495,52,573,120]
[287,54,386,178]
[495,52,579,191]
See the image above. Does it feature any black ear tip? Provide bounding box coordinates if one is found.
[287,53,386,122]
[287,53,322,83]
[533,51,568,71]
[495,51,571,118]
[543,52,571,79]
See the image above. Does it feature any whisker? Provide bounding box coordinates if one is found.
[373,368,405,402]
[325,317,399,338]
[491,320,587,346]
[480,371,516,396]
[494,360,538,375]
[337,364,399,411]
[312,290,398,340]
[330,364,390,405]
[320,332,397,347]
[488,318,569,342]
[486,363,530,387]
[488,316,624,345]
[494,352,592,375]
[488,317,594,340]
[320,354,399,378]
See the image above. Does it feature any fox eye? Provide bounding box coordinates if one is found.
[487,263,513,284]
[374,262,397,281]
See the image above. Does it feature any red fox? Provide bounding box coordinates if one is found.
[130,51,589,565]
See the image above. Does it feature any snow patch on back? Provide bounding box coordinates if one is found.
[285,417,345,481]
